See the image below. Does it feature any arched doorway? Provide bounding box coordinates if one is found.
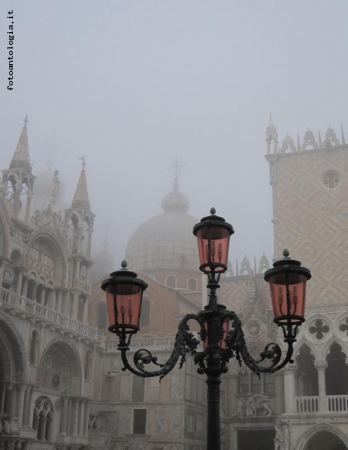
[305,430,347,450]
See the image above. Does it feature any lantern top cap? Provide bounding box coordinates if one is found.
[101,260,148,292]
[264,249,311,282]
[108,260,138,279]
[282,249,290,259]
[193,208,234,236]
[272,249,303,268]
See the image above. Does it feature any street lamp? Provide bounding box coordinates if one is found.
[101,208,311,450]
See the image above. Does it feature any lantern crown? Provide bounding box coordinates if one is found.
[193,208,234,274]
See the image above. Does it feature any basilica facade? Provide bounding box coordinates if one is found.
[0,117,347,450]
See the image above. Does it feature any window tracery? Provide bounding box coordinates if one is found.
[323,170,340,190]
[32,397,54,441]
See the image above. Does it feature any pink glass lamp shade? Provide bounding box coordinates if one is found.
[101,261,148,336]
[193,208,234,274]
[264,250,311,326]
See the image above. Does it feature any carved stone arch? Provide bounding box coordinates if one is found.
[0,314,27,381]
[25,230,68,286]
[280,134,296,153]
[38,337,83,396]
[293,338,319,361]
[302,129,318,150]
[0,196,11,258]
[10,247,22,265]
[321,336,348,361]
[66,211,81,229]
[296,423,348,450]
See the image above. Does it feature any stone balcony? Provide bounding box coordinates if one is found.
[0,287,104,344]
[295,395,348,413]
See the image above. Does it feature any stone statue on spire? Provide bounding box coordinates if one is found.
[79,156,86,169]
[168,155,185,192]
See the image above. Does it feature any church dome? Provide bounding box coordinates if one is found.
[125,188,199,272]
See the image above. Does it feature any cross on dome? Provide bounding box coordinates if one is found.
[168,154,185,192]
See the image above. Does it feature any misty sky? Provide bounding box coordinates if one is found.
[1,1,348,272]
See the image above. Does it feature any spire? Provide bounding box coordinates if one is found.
[71,157,90,209]
[341,124,346,145]
[318,131,323,148]
[10,115,31,172]
[265,112,278,154]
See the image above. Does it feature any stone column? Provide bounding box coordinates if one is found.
[78,399,85,436]
[10,384,17,418]
[72,398,80,436]
[49,290,56,310]
[75,259,81,281]
[71,292,79,320]
[22,385,32,427]
[87,232,92,258]
[56,290,63,314]
[32,284,37,303]
[16,272,23,296]
[82,299,89,323]
[283,364,297,413]
[0,261,5,288]
[28,387,37,428]
[22,277,28,298]
[60,397,69,435]
[25,193,32,224]
[315,360,328,412]
[0,383,7,413]
[84,400,90,436]
[40,287,46,306]
[17,384,26,427]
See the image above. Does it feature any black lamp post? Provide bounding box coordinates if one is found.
[101,208,311,450]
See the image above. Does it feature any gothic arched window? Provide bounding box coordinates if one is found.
[32,397,53,441]
[166,276,176,288]
[326,342,348,395]
[29,330,39,365]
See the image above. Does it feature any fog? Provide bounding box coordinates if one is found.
[1,0,348,267]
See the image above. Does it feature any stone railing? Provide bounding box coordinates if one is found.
[72,279,91,294]
[104,336,176,353]
[295,396,319,413]
[328,395,348,412]
[0,287,103,343]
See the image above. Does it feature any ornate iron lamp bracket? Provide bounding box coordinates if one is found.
[118,313,206,380]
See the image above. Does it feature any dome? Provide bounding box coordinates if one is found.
[125,189,199,272]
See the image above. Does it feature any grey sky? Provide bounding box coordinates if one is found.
[1,1,348,270]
